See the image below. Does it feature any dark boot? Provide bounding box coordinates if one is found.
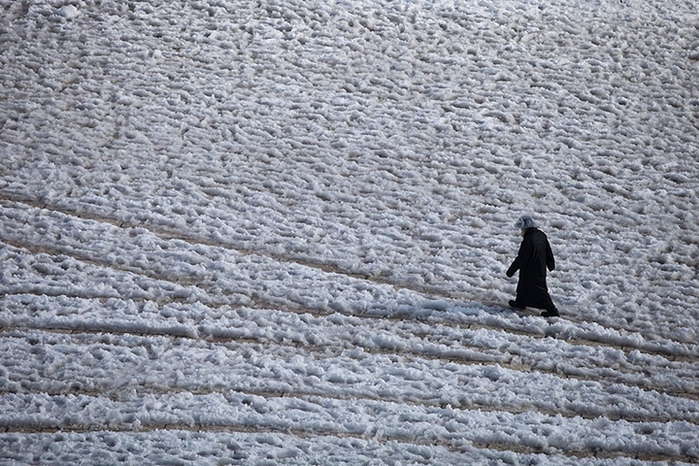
[541,308,559,317]
[509,300,525,310]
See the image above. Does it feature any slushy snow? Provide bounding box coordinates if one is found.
[0,0,698,464]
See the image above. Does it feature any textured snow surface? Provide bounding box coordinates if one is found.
[0,0,698,464]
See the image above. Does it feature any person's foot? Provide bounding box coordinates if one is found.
[541,309,560,317]
[509,300,525,310]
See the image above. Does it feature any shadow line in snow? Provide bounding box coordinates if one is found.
[2,321,697,404]
[2,192,696,362]
[1,373,695,426]
[1,231,697,373]
[0,418,693,464]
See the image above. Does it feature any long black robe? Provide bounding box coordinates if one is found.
[506,228,557,311]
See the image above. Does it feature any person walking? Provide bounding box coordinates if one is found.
[506,215,559,317]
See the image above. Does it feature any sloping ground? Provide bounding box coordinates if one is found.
[1,0,698,464]
[1,200,698,464]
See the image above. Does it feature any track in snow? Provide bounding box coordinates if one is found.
[2,194,699,464]
[2,193,697,360]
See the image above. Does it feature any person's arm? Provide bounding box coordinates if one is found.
[546,239,555,271]
[507,236,532,277]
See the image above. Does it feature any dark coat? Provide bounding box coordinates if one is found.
[507,228,556,310]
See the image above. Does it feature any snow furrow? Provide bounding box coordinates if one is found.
[0,430,625,466]
[3,291,699,403]
[3,193,697,354]
[2,324,698,425]
[0,391,697,463]
[2,200,698,362]
[0,425,696,464]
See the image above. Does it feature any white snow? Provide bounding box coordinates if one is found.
[1,0,698,464]
[55,5,81,20]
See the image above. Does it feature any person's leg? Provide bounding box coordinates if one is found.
[540,294,559,317]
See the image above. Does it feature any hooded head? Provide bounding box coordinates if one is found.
[515,215,538,230]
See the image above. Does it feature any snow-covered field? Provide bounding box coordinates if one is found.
[1,0,698,463]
